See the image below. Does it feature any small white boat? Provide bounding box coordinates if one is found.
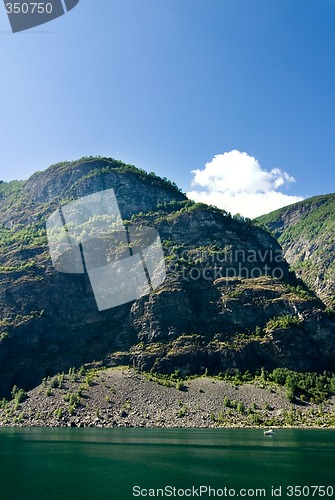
[264,429,275,436]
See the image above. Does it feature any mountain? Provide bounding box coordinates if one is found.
[256,194,335,308]
[0,158,334,398]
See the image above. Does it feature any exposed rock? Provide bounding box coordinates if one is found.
[1,368,334,428]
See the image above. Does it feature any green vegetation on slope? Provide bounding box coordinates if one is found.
[257,194,335,241]
[0,180,25,200]
[255,193,335,307]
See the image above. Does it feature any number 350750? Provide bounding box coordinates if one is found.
[5,3,53,14]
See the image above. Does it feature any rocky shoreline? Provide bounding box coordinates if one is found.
[1,368,335,429]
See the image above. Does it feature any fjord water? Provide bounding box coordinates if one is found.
[0,428,334,500]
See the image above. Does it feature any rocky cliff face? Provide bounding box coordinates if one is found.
[0,158,334,398]
[256,194,335,308]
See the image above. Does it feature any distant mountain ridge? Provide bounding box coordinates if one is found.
[256,193,335,308]
[0,158,334,398]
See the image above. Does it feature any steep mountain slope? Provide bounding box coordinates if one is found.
[256,194,335,307]
[0,158,334,398]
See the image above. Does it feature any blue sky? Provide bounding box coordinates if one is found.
[0,0,334,216]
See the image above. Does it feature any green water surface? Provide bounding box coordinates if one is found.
[0,428,334,499]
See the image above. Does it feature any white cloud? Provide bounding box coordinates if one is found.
[187,150,304,218]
